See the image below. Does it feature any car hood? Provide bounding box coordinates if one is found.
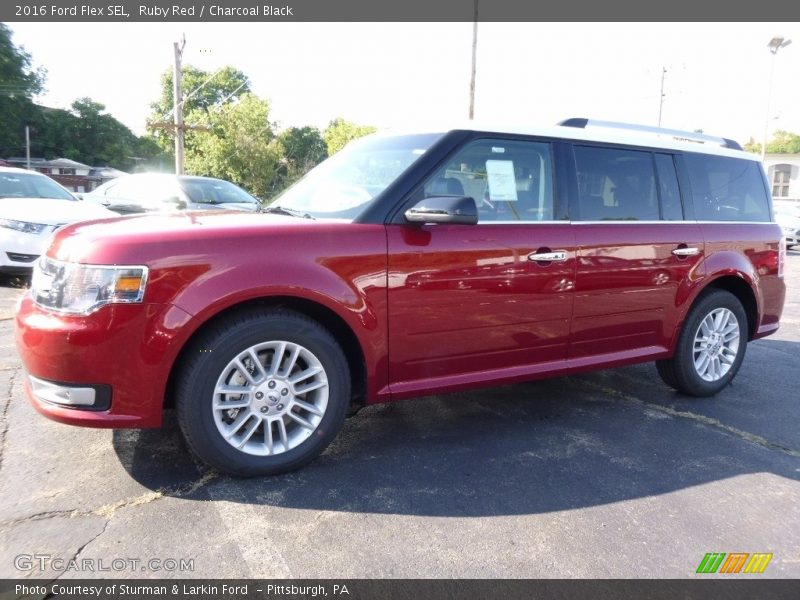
[0,198,117,225]
[47,210,334,264]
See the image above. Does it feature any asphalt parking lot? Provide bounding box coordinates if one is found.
[0,251,799,580]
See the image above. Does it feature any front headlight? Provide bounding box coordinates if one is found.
[0,219,49,234]
[32,257,148,315]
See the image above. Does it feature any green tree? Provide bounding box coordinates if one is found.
[148,65,250,153]
[133,136,166,170]
[276,126,327,190]
[766,130,800,154]
[0,23,45,156]
[24,98,165,170]
[185,94,283,199]
[743,138,761,154]
[0,25,161,169]
[744,131,800,155]
[153,65,250,115]
[322,118,376,155]
[67,98,124,165]
[0,24,44,97]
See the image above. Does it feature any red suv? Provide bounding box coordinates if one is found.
[15,119,786,476]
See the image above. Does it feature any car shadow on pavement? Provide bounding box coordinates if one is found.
[113,338,800,517]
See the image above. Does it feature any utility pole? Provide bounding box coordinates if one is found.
[468,0,478,120]
[148,36,212,163]
[24,125,30,169]
[173,35,186,175]
[657,67,666,127]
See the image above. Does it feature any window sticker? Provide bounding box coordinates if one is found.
[485,160,518,202]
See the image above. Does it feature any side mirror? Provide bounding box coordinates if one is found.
[74,193,84,200]
[405,196,478,225]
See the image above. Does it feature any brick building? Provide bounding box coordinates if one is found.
[2,157,125,192]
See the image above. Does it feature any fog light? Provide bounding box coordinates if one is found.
[29,376,96,407]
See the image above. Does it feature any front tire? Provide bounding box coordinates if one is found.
[176,309,350,477]
[656,290,748,397]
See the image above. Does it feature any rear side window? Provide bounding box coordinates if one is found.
[684,154,770,222]
[574,146,659,221]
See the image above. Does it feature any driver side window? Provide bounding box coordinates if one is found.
[421,138,556,223]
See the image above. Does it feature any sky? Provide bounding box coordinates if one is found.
[7,22,800,146]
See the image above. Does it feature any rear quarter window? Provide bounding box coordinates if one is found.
[684,154,770,222]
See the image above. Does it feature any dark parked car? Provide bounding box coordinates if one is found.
[16,119,786,477]
[82,174,261,214]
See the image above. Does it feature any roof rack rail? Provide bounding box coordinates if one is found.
[557,118,743,151]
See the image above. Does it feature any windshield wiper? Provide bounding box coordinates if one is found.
[262,205,314,219]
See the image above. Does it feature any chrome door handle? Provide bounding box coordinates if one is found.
[672,247,701,257]
[528,250,567,262]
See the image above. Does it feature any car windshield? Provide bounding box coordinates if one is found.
[181,178,258,205]
[270,133,443,219]
[0,172,75,201]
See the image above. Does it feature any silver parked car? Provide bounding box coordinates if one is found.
[82,174,261,215]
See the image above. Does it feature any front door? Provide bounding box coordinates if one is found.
[386,137,576,396]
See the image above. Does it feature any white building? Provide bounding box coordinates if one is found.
[764,154,800,202]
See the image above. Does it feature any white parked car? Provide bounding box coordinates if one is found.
[774,200,800,249]
[0,167,117,273]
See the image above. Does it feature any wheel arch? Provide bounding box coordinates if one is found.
[696,274,759,341]
[163,296,367,411]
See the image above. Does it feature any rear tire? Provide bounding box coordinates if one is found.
[656,290,748,397]
[176,309,350,477]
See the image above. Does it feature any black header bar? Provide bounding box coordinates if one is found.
[3,0,800,22]
[3,579,800,600]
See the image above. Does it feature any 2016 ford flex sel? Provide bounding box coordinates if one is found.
[15,119,786,476]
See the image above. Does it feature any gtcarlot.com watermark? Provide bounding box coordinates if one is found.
[15,554,195,573]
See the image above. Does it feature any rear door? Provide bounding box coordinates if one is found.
[386,137,576,395]
[569,145,704,358]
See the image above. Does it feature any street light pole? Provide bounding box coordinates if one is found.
[762,36,792,161]
[657,67,666,127]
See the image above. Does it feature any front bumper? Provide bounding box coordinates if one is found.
[15,293,194,428]
[0,228,51,271]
